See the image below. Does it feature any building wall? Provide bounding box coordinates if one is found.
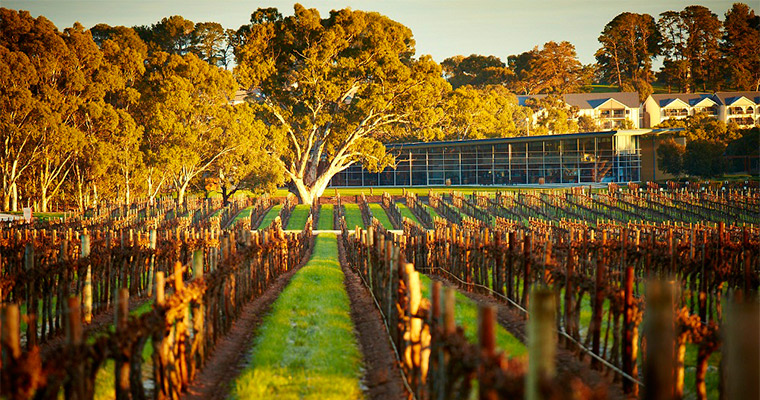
[639,135,686,182]
[330,133,643,187]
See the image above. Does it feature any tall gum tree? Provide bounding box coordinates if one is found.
[0,44,43,212]
[234,5,448,205]
[138,51,239,206]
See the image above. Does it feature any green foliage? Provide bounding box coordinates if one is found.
[231,234,363,399]
[136,51,239,204]
[657,137,686,176]
[508,41,591,95]
[525,95,579,135]
[441,54,512,89]
[656,113,741,143]
[577,115,597,132]
[722,3,760,91]
[657,6,723,92]
[683,140,727,177]
[595,12,660,99]
[436,85,529,140]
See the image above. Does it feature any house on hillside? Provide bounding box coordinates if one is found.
[517,92,641,131]
[715,91,760,127]
[642,91,760,128]
[641,93,720,128]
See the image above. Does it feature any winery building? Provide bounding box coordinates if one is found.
[329,128,684,187]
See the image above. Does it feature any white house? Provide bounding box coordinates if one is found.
[518,92,641,131]
[642,91,759,128]
[715,91,760,128]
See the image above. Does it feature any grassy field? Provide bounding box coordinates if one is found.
[318,205,334,230]
[257,205,282,229]
[286,205,311,230]
[231,234,363,399]
[368,203,394,230]
[419,274,527,359]
[343,204,365,230]
[397,203,421,225]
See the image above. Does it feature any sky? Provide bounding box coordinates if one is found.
[3,0,742,65]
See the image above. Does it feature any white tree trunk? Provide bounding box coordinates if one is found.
[11,183,18,212]
[291,164,342,206]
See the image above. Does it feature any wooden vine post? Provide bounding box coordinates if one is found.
[153,271,169,400]
[191,249,205,380]
[81,234,92,324]
[527,288,556,400]
[478,305,497,400]
[65,296,85,399]
[115,289,130,400]
[148,229,157,296]
[723,295,759,400]
[643,280,676,400]
[24,242,37,348]
[591,257,606,368]
[622,265,638,396]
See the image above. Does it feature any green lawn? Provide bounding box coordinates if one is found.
[368,203,394,230]
[276,186,547,198]
[229,206,254,228]
[397,203,421,225]
[343,204,365,230]
[257,205,282,229]
[286,205,311,230]
[425,205,440,219]
[419,274,526,359]
[318,205,334,230]
[231,234,364,399]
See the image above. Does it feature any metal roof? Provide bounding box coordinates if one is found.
[517,92,641,109]
[386,128,684,150]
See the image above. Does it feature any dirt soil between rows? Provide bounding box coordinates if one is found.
[181,237,314,400]
[338,236,408,400]
[429,274,631,400]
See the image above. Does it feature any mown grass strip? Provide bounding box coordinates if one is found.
[343,204,364,230]
[257,205,282,229]
[318,205,334,230]
[419,274,527,359]
[286,205,311,230]
[397,203,421,225]
[368,203,394,230]
[232,234,364,399]
[425,205,440,219]
[229,205,254,228]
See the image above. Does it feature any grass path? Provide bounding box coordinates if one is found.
[286,205,311,230]
[318,205,334,230]
[257,205,282,229]
[343,204,364,230]
[231,234,364,399]
[368,203,394,230]
[228,205,254,228]
[418,274,526,359]
[397,203,421,225]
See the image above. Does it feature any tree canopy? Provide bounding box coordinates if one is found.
[233,5,449,205]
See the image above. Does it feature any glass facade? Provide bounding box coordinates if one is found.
[329,132,642,187]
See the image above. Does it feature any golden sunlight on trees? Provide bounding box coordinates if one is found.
[595,12,661,101]
[233,5,449,205]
